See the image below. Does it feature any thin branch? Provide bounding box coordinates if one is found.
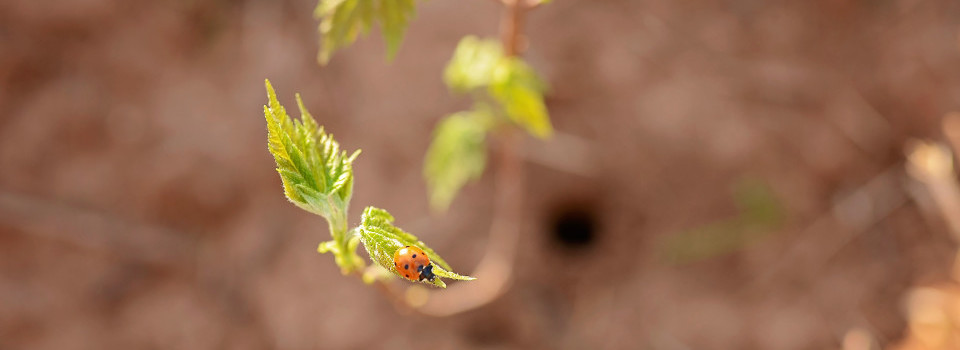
[500,0,526,57]
[417,128,524,316]
[523,0,544,10]
[0,190,195,268]
[414,0,532,315]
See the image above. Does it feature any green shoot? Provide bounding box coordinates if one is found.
[265,79,363,274]
[264,80,474,287]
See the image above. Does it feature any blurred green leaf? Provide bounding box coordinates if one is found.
[442,36,553,138]
[489,58,553,138]
[378,0,416,60]
[659,179,785,264]
[315,0,416,65]
[423,105,493,211]
[358,207,475,288]
[444,36,503,92]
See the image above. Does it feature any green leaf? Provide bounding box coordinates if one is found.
[358,207,475,288]
[315,0,417,65]
[442,36,553,138]
[431,266,474,281]
[659,178,785,264]
[443,36,503,92]
[378,0,417,60]
[264,79,360,220]
[489,58,553,138]
[423,106,493,211]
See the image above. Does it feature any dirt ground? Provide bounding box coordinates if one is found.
[2,0,960,349]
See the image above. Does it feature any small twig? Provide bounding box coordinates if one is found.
[418,128,524,316]
[743,166,907,294]
[520,131,597,177]
[414,0,537,316]
[523,0,544,10]
[0,190,195,268]
[500,0,526,57]
[906,140,960,242]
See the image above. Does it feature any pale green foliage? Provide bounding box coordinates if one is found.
[317,231,365,274]
[660,179,785,264]
[315,0,416,65]
[443,36,553,138]
[444,36,503,92]
[423,106,492,211]
[489,58,552,138]
[264,79,360,220]
[265,79,363,274]
[265,80,474,286]
[358,207,475,288]
[425,36,554,211]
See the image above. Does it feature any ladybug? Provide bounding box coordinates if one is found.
[393,246,436,282]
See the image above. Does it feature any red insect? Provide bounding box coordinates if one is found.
[393,246,436,282]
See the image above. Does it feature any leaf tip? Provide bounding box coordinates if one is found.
[318,50,332,66]
[264,79,278,102]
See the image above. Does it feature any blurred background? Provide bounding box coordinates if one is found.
[2,0,960,349]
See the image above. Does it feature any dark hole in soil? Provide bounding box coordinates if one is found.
[549,206,598,249]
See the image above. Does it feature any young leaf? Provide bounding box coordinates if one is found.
[659,179,785,264]
[488,58,553,138]
[316,0,372,65]
[315,233,365,273]
[264,79,361,220]
[442,36,553,138]
[378,0,416,60]
[443,36,503,92]
[423,106,492,211]
[358,207,475,288]
[315,0,417,65]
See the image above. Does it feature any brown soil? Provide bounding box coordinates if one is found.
[1,0,959,349]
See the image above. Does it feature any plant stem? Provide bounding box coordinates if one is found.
[500,0,526,57]
[326,206,357,274]
[416,0,531,316]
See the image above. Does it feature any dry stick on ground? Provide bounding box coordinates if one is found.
[0,190,195,269]
[416,0,533,316]
[742,166,908,295]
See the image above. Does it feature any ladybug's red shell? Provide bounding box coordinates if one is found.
[393,246,435,282]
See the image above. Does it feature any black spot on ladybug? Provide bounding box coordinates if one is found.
[405,274,410,278]
[404,264,409,269]
[412,254,417,258]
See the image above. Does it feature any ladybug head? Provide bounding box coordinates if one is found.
[419,264,436,282]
